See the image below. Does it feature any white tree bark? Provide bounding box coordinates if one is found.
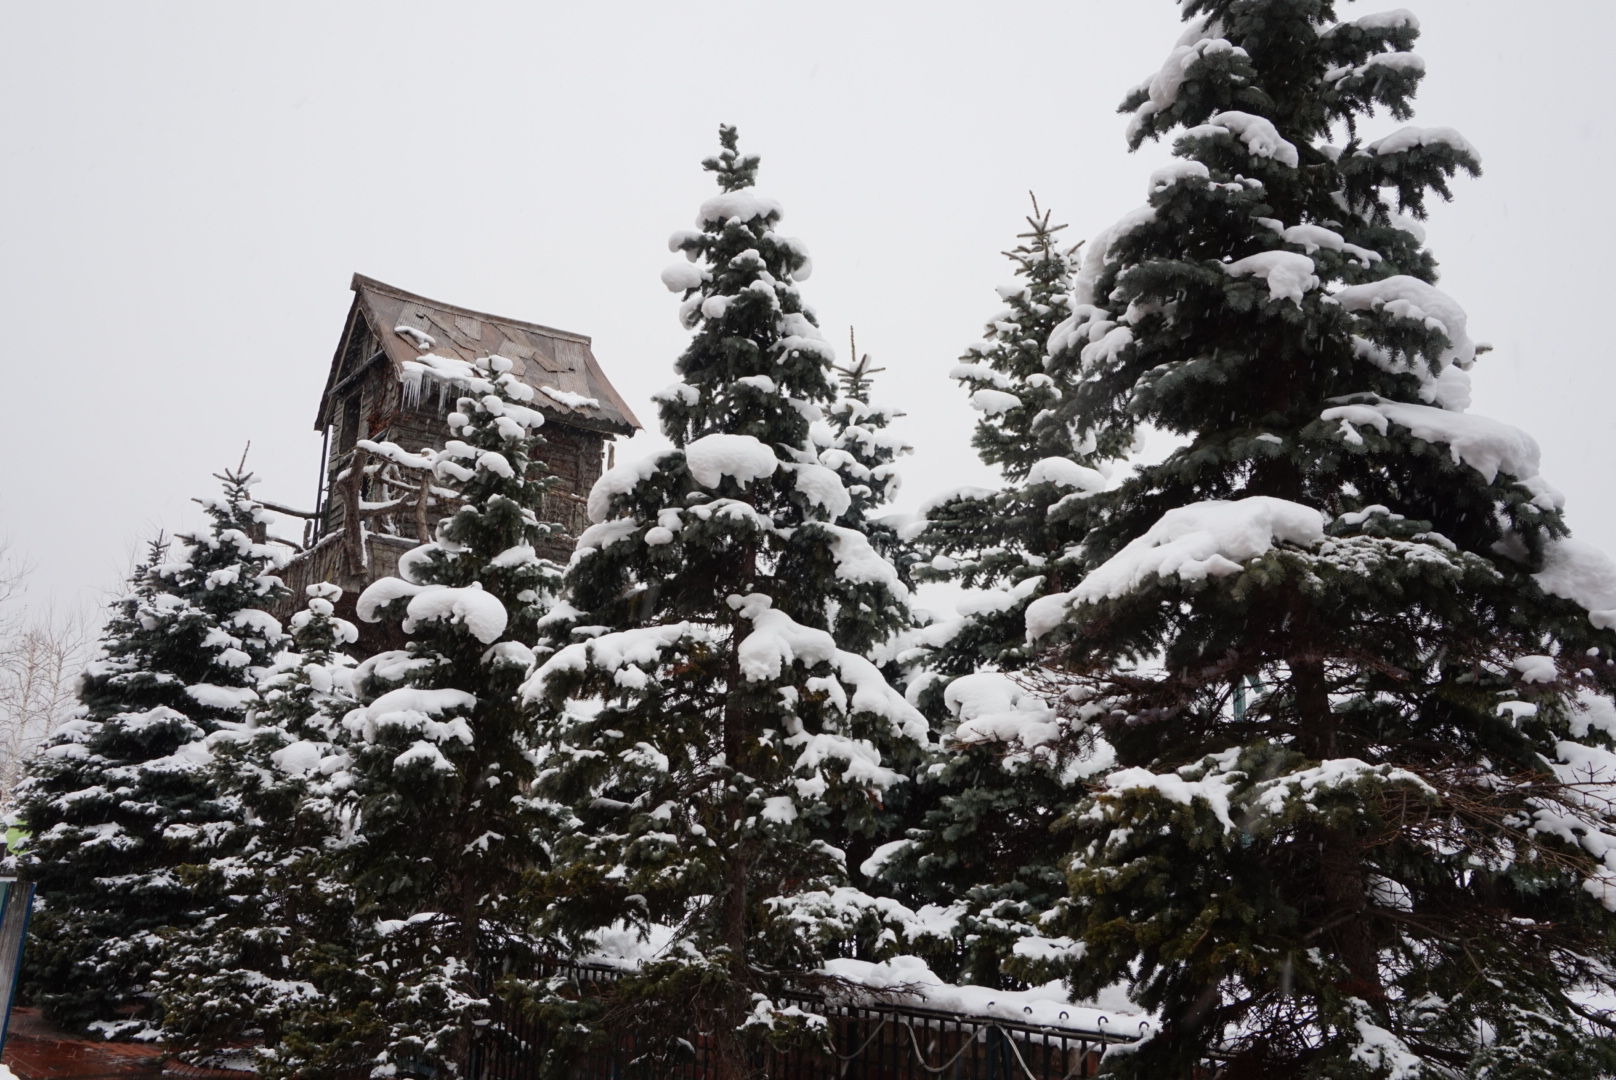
[0,540,93,808]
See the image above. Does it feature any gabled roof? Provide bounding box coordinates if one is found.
[316,273,642,436]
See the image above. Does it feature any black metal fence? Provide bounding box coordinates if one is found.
[470,960,1151,1080]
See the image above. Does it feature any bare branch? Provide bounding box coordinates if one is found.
[0,598,94,806]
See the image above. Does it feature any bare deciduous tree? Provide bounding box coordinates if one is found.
[0,540,28,634]
[0,618,92,803]
[0,539,94,808]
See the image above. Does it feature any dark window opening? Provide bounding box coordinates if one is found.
[338,393,362,454]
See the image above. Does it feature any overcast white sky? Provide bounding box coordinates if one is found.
[3,1,1612,612]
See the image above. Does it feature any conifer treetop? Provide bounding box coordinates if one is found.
[904,193,1088,701]
[833,328,885,405]
[943,193,1083,483]
[655,125,831,452]
[1005,193,1071,275]
[703,123,760,192]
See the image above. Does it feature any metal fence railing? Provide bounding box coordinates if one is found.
[470,959,1154,1080]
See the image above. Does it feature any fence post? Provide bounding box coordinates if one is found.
[983,1028,1014,1080]
[0,880,35,1057]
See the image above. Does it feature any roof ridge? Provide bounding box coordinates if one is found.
[351,272,592,347]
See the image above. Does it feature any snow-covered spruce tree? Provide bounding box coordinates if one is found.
[816,347,930,884]
[18,468,287,1033]
[866,668,1109,990]
[1017,4,1616,1076]
[821,337,917,618]
[155,583,360,1064]
[911,201,1100,700]
[865,203,1109,989]
[521,127,928,1079]
[286,353,564,1079]
[948,197,1076,480]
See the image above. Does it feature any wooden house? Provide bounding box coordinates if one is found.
[274,274,640,647]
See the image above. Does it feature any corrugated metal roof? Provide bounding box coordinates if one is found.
[316,273,642,435]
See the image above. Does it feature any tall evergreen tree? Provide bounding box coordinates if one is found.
[287,352,565,1079]
[522,126,929,1080]
[1021,4,1616,1076]
[818,344,927,882]
[156,583,360,1064]
[17,468,286,1032]
[871,203,1111,989]
[912,199,1100,702]
[950,196,1077,480]
[822,334,917,612]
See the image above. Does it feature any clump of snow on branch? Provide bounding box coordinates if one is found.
[356,579,509,645]
[343,687,476,745]
[1336,275,1476,372]
[1126,16,1244,140]
[586,452,677,524]
[730,593,927,744]
[1348,1000,1426,1080]
[660,263,707,292]
[698,191,784,228]
[1027,497,1325,638]
[1536,538,1616,630]
[787,461,851,518]
[946,673,1060,751]
[1225,251,1319,305]
[1368,125,1479,161]
[1026,457,1107,493]
[685,433,779,488]
[1182,111,1300,168]
[1321,399,1561,507]
[941,672,1115,781]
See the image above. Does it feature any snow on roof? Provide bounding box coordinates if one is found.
[316,274,641,435]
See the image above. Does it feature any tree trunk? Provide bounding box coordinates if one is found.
[714,741,752,1080]
[1293,656,1379,997]
[1293,656,1336,762]
[449,782,483,1077]
[713,546,755,1080]
[1318,824,1378,997]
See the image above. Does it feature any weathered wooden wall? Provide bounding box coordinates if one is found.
[277,532,415,655]
[535,423,605,559]
[278,368,610,652]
